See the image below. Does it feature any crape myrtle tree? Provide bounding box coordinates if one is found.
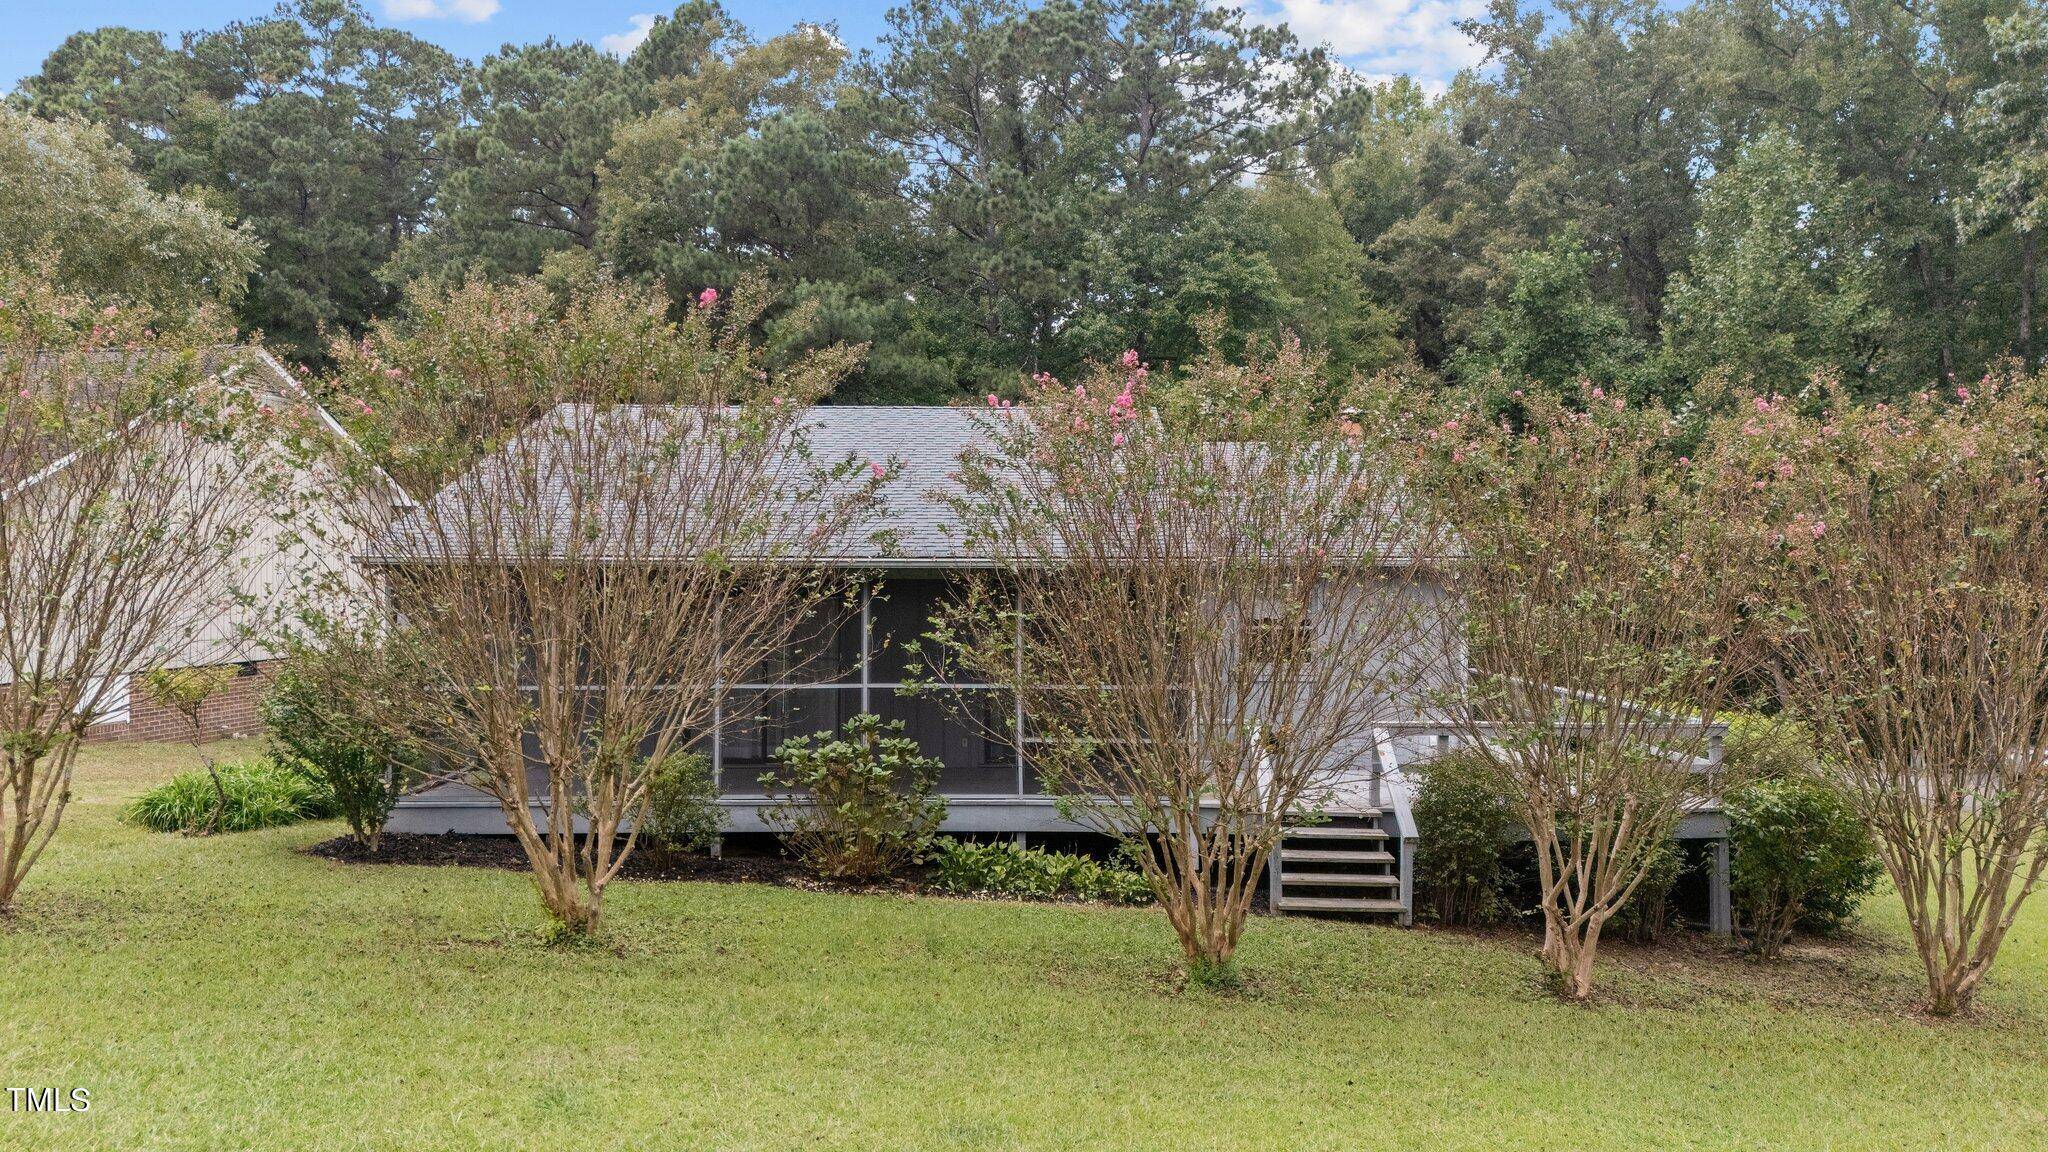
[0,261,266,914]
[1418,387,1753,1000]
[1715,377,2048,1015]
[315,273,885,936]
[932,340,1450,982]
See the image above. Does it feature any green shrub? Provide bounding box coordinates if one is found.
[642,751,721,853]
[1411,751,1515,926]
[1727,774,1881,957]
[761,714,947,881]
[125,760,336,834]
[262,663,415,852]
[928,838,1155,905]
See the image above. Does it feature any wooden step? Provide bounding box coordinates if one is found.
[1275,895,1405,914]
[1281,847,1393,865]
[1282,825,1387,841]
[1280,871,1399,887]
[1281,848,1392,864]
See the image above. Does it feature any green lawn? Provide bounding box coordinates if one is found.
[4,742,2046,1151]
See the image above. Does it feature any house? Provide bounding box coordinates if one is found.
[3,347,402,743]
[381,405,1733,929]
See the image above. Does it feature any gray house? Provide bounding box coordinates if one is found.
[383,405,1733,930]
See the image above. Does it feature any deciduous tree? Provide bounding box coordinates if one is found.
[313,273,884,935]
[1663,130,1889,394]
[935,340,1449,981]
[0,264,264,914]
[1716,378,2048,1014]
[0,107,255,318]
[1421,387,1751,999]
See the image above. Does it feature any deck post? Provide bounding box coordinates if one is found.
[1368,742,1382,810]
[1708,836,1732,937]
[1398,831,1415,927]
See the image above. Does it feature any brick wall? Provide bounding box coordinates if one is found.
[84,661,277,744]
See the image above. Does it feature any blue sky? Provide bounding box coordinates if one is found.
[4,0,1487,93]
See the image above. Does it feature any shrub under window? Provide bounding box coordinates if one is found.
[761,713,947,881]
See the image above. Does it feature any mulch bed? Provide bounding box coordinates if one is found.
[306,832,928,892]
[304,833,1183,908]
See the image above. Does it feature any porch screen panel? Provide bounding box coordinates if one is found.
[717,686,863,794]
[871,687,1017,795]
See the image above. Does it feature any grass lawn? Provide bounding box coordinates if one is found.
[4,741,2047,1151]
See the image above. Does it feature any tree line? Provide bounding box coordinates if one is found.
[12,0,2048,402]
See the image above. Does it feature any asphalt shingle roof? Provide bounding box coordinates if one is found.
[366,403,1431,567]
[798,405,985,562]
[369,404,992,566]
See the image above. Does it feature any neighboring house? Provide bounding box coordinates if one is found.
[381,405,1732,929]
[6,347,402,743]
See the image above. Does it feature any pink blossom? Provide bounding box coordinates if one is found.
[870,461,886,479]
[986,393,1001,408]
[698,287,720,308]
[1591,387,1605,400]
[1957,386,1972,402]
[1121,349,1140,368]
[101,305,119,317]
[17,388,30,399]
[385,367,402,378]
[1811,520,1826,539]
[1112,432,1126,447]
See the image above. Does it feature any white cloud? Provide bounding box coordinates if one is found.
[1238,0,1488,88]
[381,0,500,22]
[600,13,661,57]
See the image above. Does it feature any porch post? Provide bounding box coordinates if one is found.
[1708,836,1732,937]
